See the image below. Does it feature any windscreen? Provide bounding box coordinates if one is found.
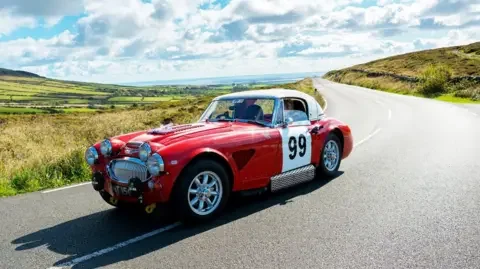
[200,98,277,125]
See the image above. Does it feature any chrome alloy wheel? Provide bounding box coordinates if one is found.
[323,140,340,172]
[187,171,223,216]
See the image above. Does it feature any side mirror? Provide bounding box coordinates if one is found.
[282,117,294,128]
[310,125,324,134]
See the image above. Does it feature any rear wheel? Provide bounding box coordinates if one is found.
[172,159,231,224]
[317,132,343,178]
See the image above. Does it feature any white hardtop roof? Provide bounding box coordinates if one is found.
[213,88,313,101]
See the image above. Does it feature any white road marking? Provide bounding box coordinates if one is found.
[354,128,382,149]
[47,222,182,269]
[388,109,392,120]
[471,112,478,117]
[41,182,91,193]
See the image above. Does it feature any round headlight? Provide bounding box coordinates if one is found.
[85,146,98,165]
[139,143,151,162]
[147,153,164,176]
[100,139,112,156]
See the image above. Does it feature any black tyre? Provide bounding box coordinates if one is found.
[317,132,343,178]
[172,159,231,224]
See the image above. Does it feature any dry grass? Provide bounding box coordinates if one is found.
[324,42,480,102]
[0,98,210,196]
[349,42,480,77]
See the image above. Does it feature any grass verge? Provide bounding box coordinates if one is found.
[324,68,480,104]
[323,42,480,104]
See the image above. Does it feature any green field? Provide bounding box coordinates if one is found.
[323,41,480,103]
[0,107,45,114]
[0,72,238,114]
[60,108,99,113]
[107,96,192,102]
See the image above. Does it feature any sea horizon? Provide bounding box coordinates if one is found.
[118,71,325,87]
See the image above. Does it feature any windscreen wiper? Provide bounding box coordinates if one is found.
[245,119,267,127]
[213,118,234,122]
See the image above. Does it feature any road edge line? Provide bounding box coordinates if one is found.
[41,182,91,194]
[353,128,382,149]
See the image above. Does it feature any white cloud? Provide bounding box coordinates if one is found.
[0,0,83,17]
[414,28,480,49]
[0,0,479,82]
[0,9,36,36]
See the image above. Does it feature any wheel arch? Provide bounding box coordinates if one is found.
[171,148,235,198]
[330,127,344,151]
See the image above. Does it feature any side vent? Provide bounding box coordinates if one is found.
[232,149,255,171]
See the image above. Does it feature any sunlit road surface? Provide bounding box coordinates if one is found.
[1,79,479,269]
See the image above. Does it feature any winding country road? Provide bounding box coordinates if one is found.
[1,78,480,269]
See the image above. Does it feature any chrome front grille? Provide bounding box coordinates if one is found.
[107,157,149,183]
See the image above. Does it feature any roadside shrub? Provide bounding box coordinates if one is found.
[418,64,452,95]
[454,87,480,101]
[447,78,477,93]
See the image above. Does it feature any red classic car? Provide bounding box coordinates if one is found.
[85,89,353,223]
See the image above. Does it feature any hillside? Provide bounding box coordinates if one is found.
[324,42,480,103]
[0,68,43,78]
[0,68,234,114]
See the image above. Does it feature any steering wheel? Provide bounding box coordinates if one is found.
[215,111,232,120]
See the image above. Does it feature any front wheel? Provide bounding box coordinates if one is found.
[317,132,343,178]
[172,159,231,224]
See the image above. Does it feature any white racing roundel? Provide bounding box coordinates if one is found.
[279,126,312,173]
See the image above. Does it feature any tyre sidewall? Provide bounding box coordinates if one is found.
[318,133,343,178]
[173,159,231,224]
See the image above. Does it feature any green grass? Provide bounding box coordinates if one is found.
[323,41,480,103]
[108,96,175,102]
[435,94,480,104]
[0,107,45,114]
[0,73,238,114]
[60,108,99,113]
[0,95,54,101]
[65,99,91,104]
[0,68,281,114]
[0,97,210,197]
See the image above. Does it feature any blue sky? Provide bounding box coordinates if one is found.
[0,0,478,83]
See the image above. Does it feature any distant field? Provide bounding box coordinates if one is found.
[107,96,193,102]
[0,78,320,197]
[0,74,234,114]
[0,107,45,114]
[324,42,480,102]
[61,108,99,113]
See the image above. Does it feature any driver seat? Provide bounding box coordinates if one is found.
[245,104,264,120]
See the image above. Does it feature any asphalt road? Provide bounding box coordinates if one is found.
[1,78,480,269]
